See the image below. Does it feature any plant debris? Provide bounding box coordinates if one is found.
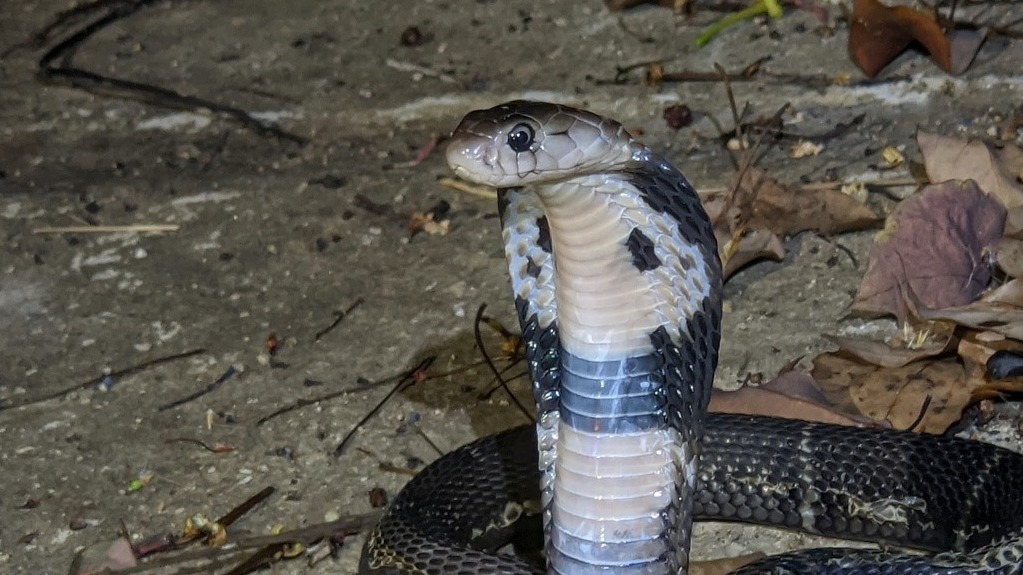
[710,370,872,427]
[849,0,986,77]
[703,167,881,277]
[917,131,1023,209]
[852,179,1005,320]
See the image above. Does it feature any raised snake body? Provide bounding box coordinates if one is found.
[359,101,1023,574]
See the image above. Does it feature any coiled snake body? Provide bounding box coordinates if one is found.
[359,101,1023,574]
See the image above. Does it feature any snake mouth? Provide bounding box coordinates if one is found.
[447,144,505,187]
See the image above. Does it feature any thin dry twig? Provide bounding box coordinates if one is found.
[356,447,419,476]
[313,298,365,342]
[0,348,206,411]
[403,421,445,457]
[157,365,240,412]
[95,511,381,575]
[473,304,534,422]
[333,357,436,457]
[33,224,180,234]
[33,0,306,144]
[256,356,436,426]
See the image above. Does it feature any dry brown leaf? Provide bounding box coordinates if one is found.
[734,167,881,237]
[917,132,1023,208]
[710,370,870,427]
[1005,206,1023,238]
[920,302,1023,341]
[812,352,973,433]
[996,238,1023,279]
[717,228,786,279]
[957,330,1023,373]
[983,278,1023,305]
[852,180,1006,320]
[702,167,880,277]
[849,0,984,77]
[824,323,955,368]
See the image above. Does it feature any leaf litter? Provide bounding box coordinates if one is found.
[800,134,1023,433]
[702,166,881,278]
[851,179,1005,320]
[441,88,1023,437]
[849,0,986,77]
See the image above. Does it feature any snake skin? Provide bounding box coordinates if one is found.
[361,417,1023,574]
[359,101,1023,575]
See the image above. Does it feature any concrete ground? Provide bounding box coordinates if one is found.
[1,1,1022,573]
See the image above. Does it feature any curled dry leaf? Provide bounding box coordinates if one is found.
[983,278,1023,306]
[812,352,975,433]
[917,132,1023,209]
[824,321,955,369]
[957,329,1023,375]
[716,228,786,279]
[853,180,1006,320]
[849,0,985,77]
[920,302,1023,341]
[702,167,880,277]
[710,370,871,427]
[733,167,881,237]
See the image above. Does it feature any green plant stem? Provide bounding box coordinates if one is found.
[696,0,783,48]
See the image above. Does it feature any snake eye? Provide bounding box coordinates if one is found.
[507,123,535,153]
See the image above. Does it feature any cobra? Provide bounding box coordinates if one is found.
[359,101,1023,574]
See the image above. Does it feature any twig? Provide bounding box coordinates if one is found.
[157,365,239,412]
[405,421,445,457]
[217,487,276,528]
[473,304,534,421]
[313,298,365,342]
[646,58,768,85]
[131,487,275,561]
[356,448,419,476]
[0,348,206,411]
[33,0,306,145]
[477,368,530,400]
[164,438,234,454]
[98,512,381,575]
[256,356,436,426]
[333,357,436,457]
[33,224,180,234]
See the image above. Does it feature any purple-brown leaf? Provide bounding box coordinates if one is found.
[853,180,1006,320]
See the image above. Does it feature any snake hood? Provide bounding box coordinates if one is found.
[446,100,641,186]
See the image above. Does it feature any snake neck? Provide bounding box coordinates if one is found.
[502,159,722,575]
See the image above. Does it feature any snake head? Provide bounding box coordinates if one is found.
[446,100,637,187]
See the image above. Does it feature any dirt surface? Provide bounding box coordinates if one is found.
[2,1,1023,574]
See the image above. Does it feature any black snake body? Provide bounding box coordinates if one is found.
[362,417,1023,574]
[359,101,1023,574]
